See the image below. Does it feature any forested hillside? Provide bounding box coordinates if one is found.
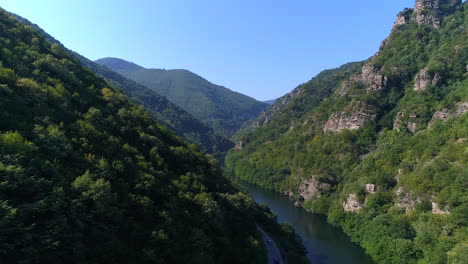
[0,9,308,263]
[9,12,233,160]
[96,57,268,138]
[227,1,468,263]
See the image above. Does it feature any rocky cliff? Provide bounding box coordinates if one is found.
[226,1,467,263]
[395,0,461,29]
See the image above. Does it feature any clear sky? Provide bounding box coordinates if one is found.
[1,0,419,101]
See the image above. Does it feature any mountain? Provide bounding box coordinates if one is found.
[0,9,308,263]
[226,1,467,263]
[8,13,233,161]
[96,58,268,138]
[264,99,277,105]
[91,57,144,73]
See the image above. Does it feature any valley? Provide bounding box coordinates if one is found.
[0,0,466,264]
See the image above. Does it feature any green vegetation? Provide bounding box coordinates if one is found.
[227,2,468,264]
[9,13,233,161]
[96,58,268,138]
[0,9,308,263]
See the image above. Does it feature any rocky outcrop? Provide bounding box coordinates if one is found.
[235,140,243,150]
[432,202,450,214]
[339,64,387,95]
[413,0,461,29]
[393,112,405,131]
[395,187,416,213]
[365,184,377,194]
[407,122,418,133]
[324,110,376,133]
[428,102,468,128]
[394,111,421,133]
[414,67,441,91]
[394,8,413,26]
[298,178,331,201]
[343,193,362,212]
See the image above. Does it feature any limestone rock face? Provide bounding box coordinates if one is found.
[394,8,413,26]
[414,67,441,91]
[298,178,331,201]
[339,63,387,95]
[395,187,415,213]
[343,193,362,212]
[432,202,450,214]
[429,102,468,128]
[407,122,418,133]
[393,112,405,131]
[394,111,422,133]
[365,184,377,194]
[324,110,376,133]
[235,140,243,150]
[413,0,461,29]
[395,14,408,26]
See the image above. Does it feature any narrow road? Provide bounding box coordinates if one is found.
[257,225,284,264]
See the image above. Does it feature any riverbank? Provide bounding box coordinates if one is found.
[243,181,375,264]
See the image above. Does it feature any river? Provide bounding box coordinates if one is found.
[241,182,375,264]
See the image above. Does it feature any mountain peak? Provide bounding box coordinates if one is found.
[95,57,145,72]
[395,0,462,29]
[414,0,461,28]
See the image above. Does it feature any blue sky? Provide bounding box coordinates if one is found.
[1,0,419,100]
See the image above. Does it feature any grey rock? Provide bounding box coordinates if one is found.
[429,102,468,128]
[343,193,362,212]
[339,63,387,95]
[414,67,441,91]
[324,110,376,133]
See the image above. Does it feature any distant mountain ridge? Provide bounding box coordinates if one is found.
[8,12,233,160]
[93,57,144,72]
[96,57,268,138]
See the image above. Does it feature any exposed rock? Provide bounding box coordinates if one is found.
[343,193,362,212]
[395,187,415,213]
[339,64,387,95]
[412,0,461,29]
[429,102,468,128]
[365,184,377,194]
[394,111,421,133]
[395,15,408,26]
[395,169,403,182]
[407,122,418,133]
[414,67,441,91]
[393,112,405,132]
[432,202,450,214]
[298,178,331,201]
[235,140,243,150]
[323,110,376,133]
[394,8,413,26]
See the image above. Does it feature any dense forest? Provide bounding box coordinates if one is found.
[227,1,467,263]
[96,57,268,138]
[0,9,308,264]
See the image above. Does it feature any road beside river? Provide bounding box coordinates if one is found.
[257,225,284,264]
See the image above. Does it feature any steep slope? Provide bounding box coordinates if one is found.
[0,9,308,264]
[9,12,233,160]
[227,1,467,263]
[96,57,268,138]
